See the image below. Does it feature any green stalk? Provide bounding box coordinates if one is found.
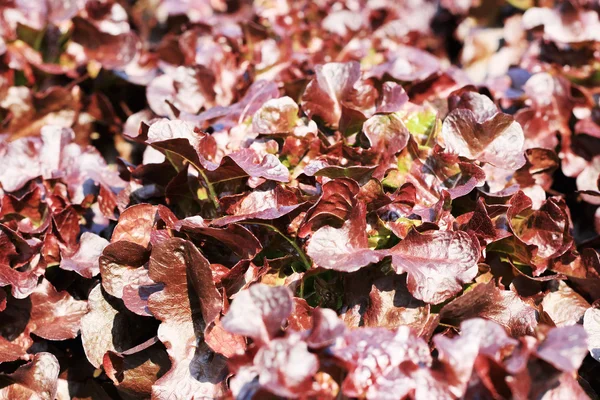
[298,277,304,298]
[33,26,47,52]
[162,149,220,211]
[245,222,312,271]
[197,168,220,210]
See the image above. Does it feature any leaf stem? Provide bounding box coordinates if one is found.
[197,168,220,210]
[34,26,47,52]
[162,149,220,211]
[245,222,312,270]
[438,322,458,329]
[298,276,305,298]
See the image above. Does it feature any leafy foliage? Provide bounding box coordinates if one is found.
[1,0,600,399]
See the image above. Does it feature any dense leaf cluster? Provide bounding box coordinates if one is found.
[1,0,600,399]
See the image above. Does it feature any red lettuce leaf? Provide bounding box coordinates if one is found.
[221,283,293,344]
[0,353,59,400]
[147,238,226,398]
[441,92,525,170]
[440,281,538,336]
[386,229,480,304]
